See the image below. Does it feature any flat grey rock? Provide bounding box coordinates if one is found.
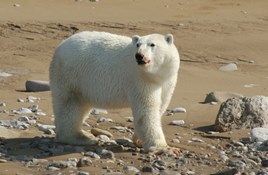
[215,96,268,132]
[25,80,50,92]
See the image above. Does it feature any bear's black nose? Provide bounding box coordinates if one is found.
[135,53,146,65]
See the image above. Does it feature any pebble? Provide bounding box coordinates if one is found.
[99,149,115,159]
[78,171,90,175]
[17,98,25,103]
[91,108,108,115]
[191,137,205,143]
[0,72,12,77]
[97,117,113,123]
[142,166,157,173]
[123,166,140,174]
[84,151,101,159]
[36,111,46,116]
[37,124,56,133]
[98,135,116,144]
[12,107,32,114]
[0,120,29,129]
[32,158,48,165]
[219,63,238,72]
[13,4,21,7]
[115,138,134,146]
[126,116,134,122]
[171,107,187,113]
[0,102,6,107]
[227,160,246,169]
[169,120,185,126]
[77,157,92,167]
[110,126,130,133]
[91,128,113,137]
[47,166,60,171]
[0,159,7,163]
[48,160,77,169]
[261,160,268,167]
[244,84,258,88]
[152,160,166,170]
[251,127,268,142]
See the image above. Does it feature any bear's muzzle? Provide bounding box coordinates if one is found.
[135,53,150,65]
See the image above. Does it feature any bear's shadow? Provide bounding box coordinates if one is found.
[1,136,134,162]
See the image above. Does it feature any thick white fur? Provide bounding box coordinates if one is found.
[49,31,180,152]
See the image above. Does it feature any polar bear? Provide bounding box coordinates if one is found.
[49,31,180,153]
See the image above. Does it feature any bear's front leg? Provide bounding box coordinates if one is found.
[130,90,168,153]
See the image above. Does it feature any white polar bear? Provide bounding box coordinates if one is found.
[49,31,180,152]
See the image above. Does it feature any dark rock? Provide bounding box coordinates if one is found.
[25,80,50,92]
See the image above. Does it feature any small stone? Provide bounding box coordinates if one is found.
[37,124,56,132]
[115,138,135,147]
[30,105,39,112]
[251,127,268,142]
[169,120,185,126]
[110,126,129,132]
[77,157,92,167]
[91,128,113,138]
[17,99,25,102]
[47,166,60,171]
[220,154,229,162]
[171,107,186,113]
[244,84,258,88]
[172,139,180,144]
[191,137,205,143]
[18,116,30,122]
[91,108,108,115]
[84,151,100,159]
[261,160,268,167]
[32,158,48,165]
[0,102,6,107]
[123,166,140,174]
[152,160,166,170]
[0,72,12,77]
[78,171,90,175]
[49,160,77,169]
[36,111,46,116]
[13,107,32,114]
[219,63,238,72]
[97,117,113,123]
[0,159,7,163]
[98,135,115,143]
[44,128,56,135]
[27,96,40,102]
[142,166,157,173]
[99,149,115,159]
[227,160,246,169]
[126,117,134,122]
[13,4,20,7]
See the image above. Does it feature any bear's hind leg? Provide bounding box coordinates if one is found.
[53,96,98,146]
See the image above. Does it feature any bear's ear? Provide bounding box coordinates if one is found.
[165,34,174,45]
[132,35,140,44]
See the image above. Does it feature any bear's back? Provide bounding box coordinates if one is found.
[55,31,132,62]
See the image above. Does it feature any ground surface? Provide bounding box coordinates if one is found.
[0,0,268,174]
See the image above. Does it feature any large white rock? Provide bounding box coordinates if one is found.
[251,127,268,142]
[214,96,268,132]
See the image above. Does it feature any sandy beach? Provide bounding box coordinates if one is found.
[0,0,268,174]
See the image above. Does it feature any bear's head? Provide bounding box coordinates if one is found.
[132,34,180,79]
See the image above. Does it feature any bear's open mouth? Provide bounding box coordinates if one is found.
[136,59,150,65]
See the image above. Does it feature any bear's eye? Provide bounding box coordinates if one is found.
[136,43,141,48]
[150,43,155,47]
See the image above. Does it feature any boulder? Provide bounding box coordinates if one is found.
[214,96,268,132]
